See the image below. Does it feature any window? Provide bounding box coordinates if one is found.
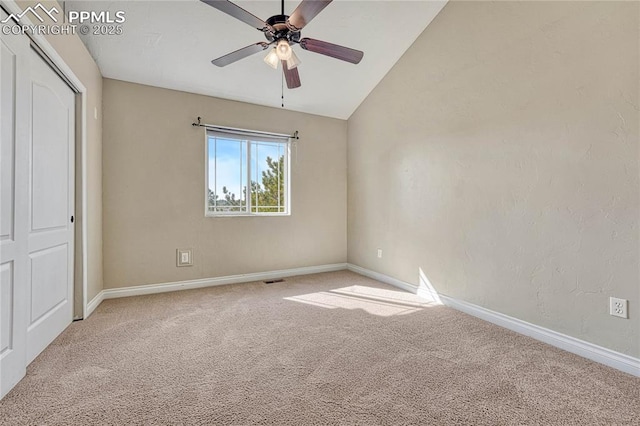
[206,129,290,216]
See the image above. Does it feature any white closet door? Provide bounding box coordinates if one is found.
[25,48,75,364]
[0,11,30,399]
[0,11,76,397]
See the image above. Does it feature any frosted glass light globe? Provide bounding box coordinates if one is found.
[264,48,279,69]
[276,39,292,61]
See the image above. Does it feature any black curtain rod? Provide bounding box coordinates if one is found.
[191,117,299,140]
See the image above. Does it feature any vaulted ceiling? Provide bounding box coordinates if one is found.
[70,0,446,119]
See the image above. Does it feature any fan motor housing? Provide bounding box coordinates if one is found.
[265,15,301,43]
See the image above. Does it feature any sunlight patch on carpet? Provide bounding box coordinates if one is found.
[284,285,437,317]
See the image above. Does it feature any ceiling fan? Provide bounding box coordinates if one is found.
[201,0,364,89]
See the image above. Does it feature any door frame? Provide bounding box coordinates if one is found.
[1,0,89,318]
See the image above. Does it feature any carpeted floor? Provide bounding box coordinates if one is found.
[1,270,638,425]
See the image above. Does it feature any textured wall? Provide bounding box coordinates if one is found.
[102,79,347,289]
[348,1,639,356]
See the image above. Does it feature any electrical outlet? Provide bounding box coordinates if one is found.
[176,249,193,267]
[609,297,628,319]
[377,249,382,259]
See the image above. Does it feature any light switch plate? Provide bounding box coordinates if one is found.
[176,249,193,267]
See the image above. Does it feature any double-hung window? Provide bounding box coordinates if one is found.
[206,129,290,216]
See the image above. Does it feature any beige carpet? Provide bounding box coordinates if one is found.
[1,271,638,425]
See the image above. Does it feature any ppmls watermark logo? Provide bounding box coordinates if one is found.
[1,2,126,36]
[1,3,58,24]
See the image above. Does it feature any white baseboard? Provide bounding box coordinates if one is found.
[347,263,420,294]
[89,263,347,309]
[347,263,640,378]
[85,290,105,318]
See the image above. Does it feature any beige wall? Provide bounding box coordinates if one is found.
[348,1,639,357]
[15,1,103,306]
[102,79,347,288]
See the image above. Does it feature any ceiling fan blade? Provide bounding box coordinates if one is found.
[299,38,364,64]
[200,0,274,33]
[287,0,332,31]
[212,42,269,67]
[282,61,301,89]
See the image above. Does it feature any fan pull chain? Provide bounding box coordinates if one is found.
[281,70,285,108]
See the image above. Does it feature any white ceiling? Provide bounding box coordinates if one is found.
[69,0,446,119]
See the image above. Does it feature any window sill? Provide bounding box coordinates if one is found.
[205,213,291,218]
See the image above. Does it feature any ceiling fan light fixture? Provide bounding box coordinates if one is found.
[264,47,279,69]
[203,0,365,89]
[286,49,301,70]
[276,39,292,60]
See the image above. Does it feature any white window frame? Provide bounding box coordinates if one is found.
[205,129,291,217]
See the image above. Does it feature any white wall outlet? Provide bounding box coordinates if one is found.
[176,249,193,267]
[609,297,628,319]
[377,248,383,259]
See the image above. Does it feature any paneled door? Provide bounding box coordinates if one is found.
[0,9,75,398]
[0,9,30,398]
[25,48,75,364]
